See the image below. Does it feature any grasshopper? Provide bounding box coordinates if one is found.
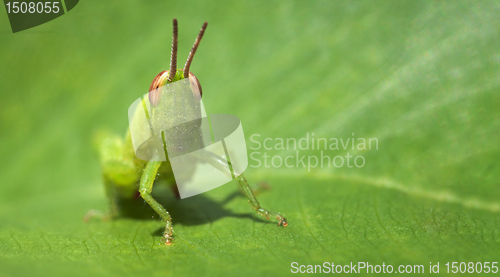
[89,19,287,245]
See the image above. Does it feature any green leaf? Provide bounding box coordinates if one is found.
[0,1,499,276]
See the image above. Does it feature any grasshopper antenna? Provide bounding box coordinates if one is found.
[183,22,208,76]
[168,18,179,82]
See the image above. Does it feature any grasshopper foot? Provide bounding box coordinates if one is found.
[256,208,288,227]
[163,221,174,245]
[279,217,288,227]
[164,233,174,245]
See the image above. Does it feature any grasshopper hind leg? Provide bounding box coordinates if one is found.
[84,177,120,222]
[86,131,143,221]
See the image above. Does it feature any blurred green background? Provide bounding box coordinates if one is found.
[1,0,499,276]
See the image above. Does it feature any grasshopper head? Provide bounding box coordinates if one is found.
[149,19,207,105]
[149,70,202,103]
[145,19,208,154]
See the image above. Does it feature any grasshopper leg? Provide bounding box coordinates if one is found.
[87,131,140,221]
[84,178,118,222]
[138,161,174,245]
[198,151,288,226]
[235,173,288,226]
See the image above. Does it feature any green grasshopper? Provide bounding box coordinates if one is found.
[89,19,287,245]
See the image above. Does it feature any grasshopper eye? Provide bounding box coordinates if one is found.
[148,70,169,107]
[187,72,202,101]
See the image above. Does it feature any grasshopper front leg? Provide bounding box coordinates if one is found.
[236,174,288,226]
[198,151,288,227]
[139,161,174,245]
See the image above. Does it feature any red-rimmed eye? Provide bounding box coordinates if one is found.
[148,70,169,107]
[188,72,202,101]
